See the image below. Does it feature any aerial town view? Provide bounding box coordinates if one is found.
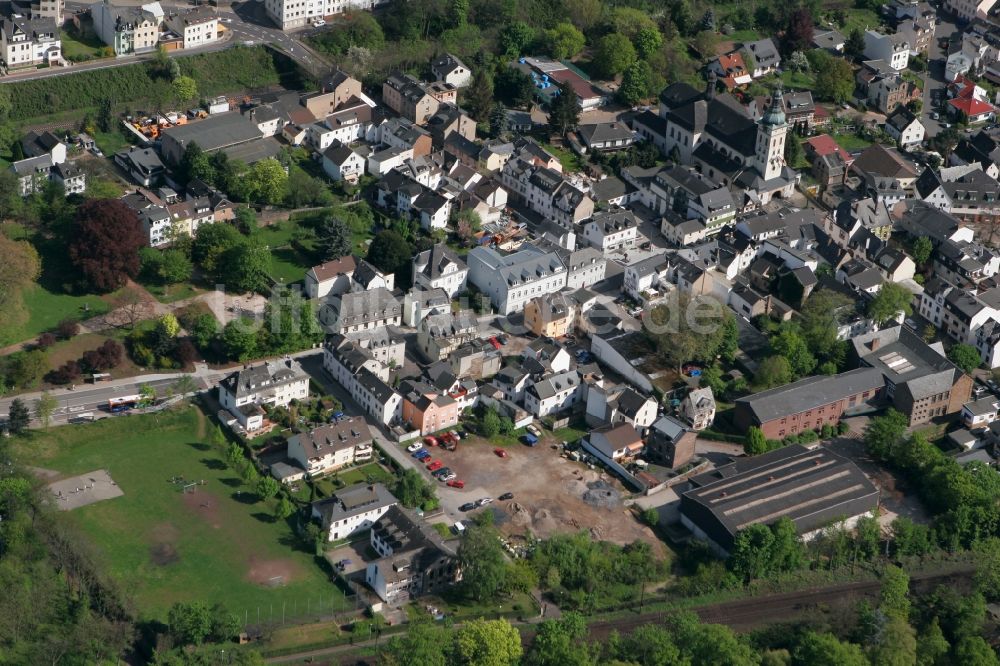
[5,0,1000,663]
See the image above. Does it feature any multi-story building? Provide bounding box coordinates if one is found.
[863,30,911,70]
[319,287,402,335]
[311,482,397,542]
[431,52,471,88]
[382,71,456,124]
[524,369,585,417]
[287,417,372,478]
[500,156,594,228]
[467,245,567,315]
[400,380,460,435]
[945,0,996,22]
[416,311,479,361]
[264,0,390,30]
[580,208,638,254]
[412,243,468,297]
[92,0,161,55]
[218,359,310,433]
[366,506,460,604]
[0,14,59,69]
[165,7,219,49]
[733,368,884,439]
[885,106,925,147]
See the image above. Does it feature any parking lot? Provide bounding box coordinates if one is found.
[415,431,668,554]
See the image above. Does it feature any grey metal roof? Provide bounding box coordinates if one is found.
[735,368,884,423]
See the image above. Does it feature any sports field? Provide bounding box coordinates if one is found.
[16,406,349,623]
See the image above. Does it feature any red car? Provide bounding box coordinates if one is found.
[426,460,443,471]
[424,436,439,447]
[447,479,465,488]
[493,448,508,458]
[488,337,502,350]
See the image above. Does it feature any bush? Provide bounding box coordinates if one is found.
[837,421,850,435]
[821,424,835,439]
[82,339,124,372]
[56,319,80,339]
[36,332,57,349]
[798,430,819,444]
[47,360,81,385]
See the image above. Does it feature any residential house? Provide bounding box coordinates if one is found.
[52,162,85,195]
[581,208,638,254]
[961,395,1000,428]
[680,445,879,553]
[165,6,219,49]
[945,0,996,22]
[312,482,397,542]
[366,506,460,604]
[948,96,996,124]
[402,287,450,327]
[645,415,696,468]
[885,106,926,147]
[708,51,752,89]
[500,156,594,228]
[92,0,161,55]
[431,53,471,87]
[417,311,479,361]
[582,422,644,463]
[218,359,310,433]
[523,369,584,417]
[382,72,449,124]
[412,243,468,298]
[467,245,567,315]
[743,38,781,78]
[114,146,166,187]
[305,256,357,300]
[733,368,884,439]
[864,29,911,70]
[812,27,846,52]
[302,71,364,117]
[264,0,391,30]
[287,417,372,478]
[915,167,1000,224]
[623,253,671,302]
[562,246,607,290]
[401,381,460,435]
[523,290,594,338]
[318,287,402,335]
[322,142,366,183]
[681,387,716,430]
[576,122,635,152]
[585,384,658,433]
[426,103,476,148]
[0,14,59,69]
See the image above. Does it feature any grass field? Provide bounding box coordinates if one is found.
[15,406,347,622]
[255,220,321,286]
[831,132,874,153]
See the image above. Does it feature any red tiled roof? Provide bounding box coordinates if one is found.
[949,97,995,116]
[548,69,604,102]
[804,134,852,163]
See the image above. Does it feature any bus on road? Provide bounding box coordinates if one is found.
[107,395,141,413]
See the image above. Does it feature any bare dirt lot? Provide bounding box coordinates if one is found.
[434,434,667,556]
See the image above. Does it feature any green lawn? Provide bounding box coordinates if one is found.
[59,23,106,62]
[140,280,204,305]
[540,142,585,172]
[831,132,874,153]
[92,129,131,157]
[781,70,816,91]
[254,219,323,286]
[726,30,760,44]
[14,407,346,622]
[837,9,881,37]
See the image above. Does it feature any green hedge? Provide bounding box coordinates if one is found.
[5,46,282,121]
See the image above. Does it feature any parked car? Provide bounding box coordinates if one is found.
[432,467,452,478]
[499,492,514,501]
[424,436,439,447]
[459,502,477,512]
[414,449,431,460]
[477,497,493,506]
[525,424,541,438]
[488,336,502,350]
[496,335,508,345]
[447,479,465,488]
[427,460,443,471]
[449,429,461,441]
[440,472,457,481]
[493,448,508,458]
[407,442,423,453]
[521,434,538,446]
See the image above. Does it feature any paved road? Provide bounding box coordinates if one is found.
[920,13,958,138]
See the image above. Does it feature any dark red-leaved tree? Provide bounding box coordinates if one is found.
[68,199,146,293]
[783,8,814,55]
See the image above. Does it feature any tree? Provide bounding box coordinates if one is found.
[788,50,810,72]
[193,222,244,275]
[498,21,533,58]
[68,199,146,292]
[480,407,501,437]
[246,158,287,205]
[448,0,468,27]
[949,343,982,374]
[544,22,585,59]
[385,620,449,666]
[465,69,495,122]
[912,236,933,266]
[256,475,280,501]
[188,313,218,349]
[954,636,1000,666]
[595,33,637,79]
[916,617,950,666]
[139,383,157,406]
[770,326,816,377]
[488,102,508,139]
[867,283,913,325]
[318,214,353,260]
[274,496,294,520]
[783,8,814,54]
[864,408,909,461]
[814,54,856,104]
[793,631,870,666]
[785,134,804,166]
[800,289,853,359]
[366,230,412,284]
[158,249,193,285]
[729,523,775,582]
[770,517,805,572]
[641,507,659,527]
[869,616,917,666]
[845,28,866,59]
[879,564,911,620]
[172,75,198,102]
[167,601,213,645]
[222,319,258,361]
[218,239,272,293]
[34,392,58,428]
[0,235,40,335]
[6,397,30,434]
[547,81,580,135]
[754,355,792,390]
[524,613,593,666]
[178,142,214,185]
[691,30,718,58]
[635,25,663,59]
[618,60,653,106]
[285,169,334,208]
[393,469,436,509]
[453,618,522,666]
[458,525,508,601]
[495,67,535,108]
[745,426,770,456]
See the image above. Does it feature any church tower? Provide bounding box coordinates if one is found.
[754,84,788,182]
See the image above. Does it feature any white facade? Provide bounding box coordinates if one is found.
[323,148,365,182]
[264,0,390,30]
[523,370,584,417]
[863,30,911,70]
[0,17,60,69]
[467,246,567,315]
[886,115,925,147]
[166,10,219,49]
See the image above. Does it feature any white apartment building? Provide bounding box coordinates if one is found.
[311,482,397,542]
[523,369,585,417]
[412,243,468,298]
[581,208,638,254]
[863,29,911,70]
[264,0,389,30]
[945,0,996,22]
[166,7,219,49]
[287,418,372,478]
[0,15,59,69]
[217,359,310,432]
[467,245,567,315]
[91,0,161,55]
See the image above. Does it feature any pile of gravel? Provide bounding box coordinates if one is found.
[582,480,621,508]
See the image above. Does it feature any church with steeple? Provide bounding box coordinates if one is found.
[633,73,800,210]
